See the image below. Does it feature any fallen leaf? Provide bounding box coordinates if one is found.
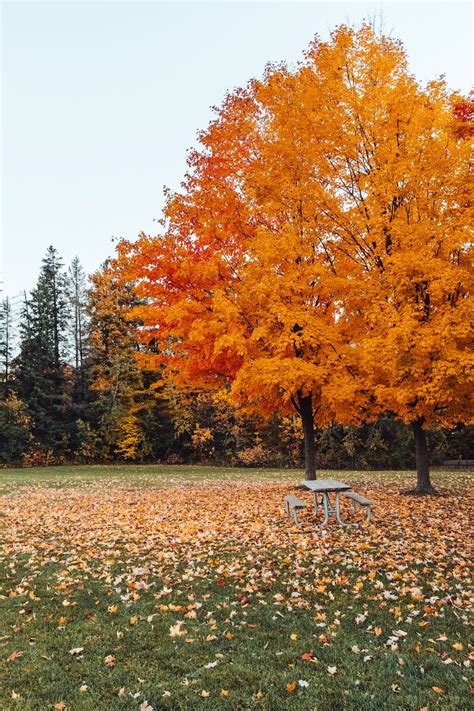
[169,623,186,637]
[7,651,23,662]
[69,647,84,655]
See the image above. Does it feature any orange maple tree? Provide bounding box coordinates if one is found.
[117,25,472,488]
[293,27,473,492]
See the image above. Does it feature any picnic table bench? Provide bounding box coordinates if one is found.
[344,491,372,521]
[284,495,307,526]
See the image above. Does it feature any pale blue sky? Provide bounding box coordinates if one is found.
[2,1,472,298]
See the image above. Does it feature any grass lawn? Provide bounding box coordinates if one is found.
[0,465,472,710]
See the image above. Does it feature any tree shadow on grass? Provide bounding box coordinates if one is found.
[400,487,449,497]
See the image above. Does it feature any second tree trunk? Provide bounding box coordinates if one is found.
[298,392,316,480]
[412,418,436,494]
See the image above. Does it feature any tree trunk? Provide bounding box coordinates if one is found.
[298,391,316,480]
[412,418,436,494]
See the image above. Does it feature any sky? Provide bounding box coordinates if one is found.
[2,1,472,300]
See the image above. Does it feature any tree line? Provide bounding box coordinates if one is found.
[1,245,470,474]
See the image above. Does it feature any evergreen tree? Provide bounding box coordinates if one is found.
[0,295,31,464]
[0,297,14,398]
[14,246,71,455]
[67,256,88,371]
[86,263,143,459]
[67,256,90,422]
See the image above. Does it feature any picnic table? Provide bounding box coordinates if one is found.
[300,479,350,525]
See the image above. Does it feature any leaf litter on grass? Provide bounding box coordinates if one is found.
[0,473,472,709]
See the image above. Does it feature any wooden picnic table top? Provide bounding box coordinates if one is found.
[300,479,351,492]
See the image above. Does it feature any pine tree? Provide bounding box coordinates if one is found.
[67,256,88,372]
[67,256,90,422]
[0,295,31,464]
[86,263,143,459]
[0,297,14,398]
[14,246,71,454]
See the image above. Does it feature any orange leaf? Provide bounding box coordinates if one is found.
[7,651,23,662]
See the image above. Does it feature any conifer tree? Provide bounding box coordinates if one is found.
[67,256,90,422]
[0,297,13,398]
[86,263,146,459]
[68,256,88,372]
[14,246,71,454]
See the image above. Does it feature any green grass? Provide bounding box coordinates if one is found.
[0,463,297,494]
[0,465,472,710]
[1,462,470,494]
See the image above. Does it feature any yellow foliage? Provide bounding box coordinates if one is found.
[115,416,142,460]
[191,426,213,446]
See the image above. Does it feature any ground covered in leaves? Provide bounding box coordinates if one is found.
[0,466,472,710]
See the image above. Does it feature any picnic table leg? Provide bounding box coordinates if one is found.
[321,493,330,526]
[312,491,319,515]
[335,491,345,525]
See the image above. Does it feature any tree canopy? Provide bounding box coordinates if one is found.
[117,25,473,489]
